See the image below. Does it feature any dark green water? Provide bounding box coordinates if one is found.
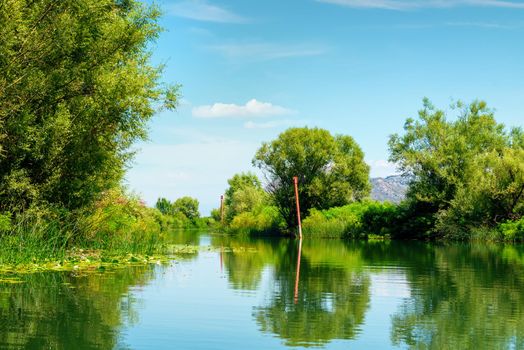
[1,232,524,349]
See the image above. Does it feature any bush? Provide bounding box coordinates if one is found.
[303,206,361,238]
[499,218,524,242]
[360,201,398,236]
[75,188,165,254]
[302,201,398,239]
[0,212,12,233]
[228,206,285,235]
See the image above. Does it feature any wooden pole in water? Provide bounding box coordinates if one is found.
[294,238,303,304]
[293,176,303,239]
[220,195,225,224]
[220,246,223,273]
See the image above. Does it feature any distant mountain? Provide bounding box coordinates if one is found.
[370,175,410,204]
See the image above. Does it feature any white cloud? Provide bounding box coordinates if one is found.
[317,0,524,10]
[192,99,295,118]
[368,159,400,178]
[207,43,327,61]
[244,119,308,129]
[170,1,247,23]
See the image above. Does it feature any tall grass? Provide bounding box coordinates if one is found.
[302,201,398,239]
[0,215,70,265]
[0,188,171,266]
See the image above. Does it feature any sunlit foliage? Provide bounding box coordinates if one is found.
[253,127,370,229]
[389,99,524,239]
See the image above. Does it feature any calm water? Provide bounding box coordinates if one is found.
[1,232,524,349]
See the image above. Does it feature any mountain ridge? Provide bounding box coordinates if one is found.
[370,175,410,203]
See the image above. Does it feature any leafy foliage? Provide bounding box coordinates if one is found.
[172,196,200,222]
[253,127,370,229]
[389,99,524,239]
[155,196,203,228]
[155,197,174,215]
[0,0,177,213]
[224,172,266,223]
[302,201,398,238]
[499,217,524,241]
[228,205,285,235]
[219,172,283,235]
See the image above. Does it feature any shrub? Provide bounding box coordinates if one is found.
[303,206,361,238]
[499,218,524,242]
[229,206,285,235]
[76,188,164,254]
[302,201,398,239]
[0,212,12,233]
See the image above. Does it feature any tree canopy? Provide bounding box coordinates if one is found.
[0,0,177,213]
[224,172,266,222]
[172,197,200,222]
[389,99,524,237]
[253,127,370,229]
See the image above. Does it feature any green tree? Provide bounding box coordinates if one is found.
[173,197,200,221]
[0,0,177,213]
[253,127,370,229]
[389,99,524,238]
[155,197,174,215]
[224,172,266,222]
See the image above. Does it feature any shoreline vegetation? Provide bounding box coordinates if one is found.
[0,0,207,271]
[1,1,524,272]
[216,102,524,242]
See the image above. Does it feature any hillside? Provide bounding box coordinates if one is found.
[370,175,410,203]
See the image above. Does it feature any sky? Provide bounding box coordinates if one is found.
[125,0,524,214]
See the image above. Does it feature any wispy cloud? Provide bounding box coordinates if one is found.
[317,0,524,10]
[368,159,400,177]
[207,43,327,61]
[444,21,524,29]
[192,99,295,118]
[388,21,524,29]
[170,1,248,23]
[244,119,308,129]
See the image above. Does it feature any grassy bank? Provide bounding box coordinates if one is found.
[302,201,524,242]
[218,198,524,242]
[0,188,211,272]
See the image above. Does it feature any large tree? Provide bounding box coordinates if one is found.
[389,99,524,237]
[224,172,266,222]
[0,0,177,213]
[172,197,200,222]
[253,127,370,229]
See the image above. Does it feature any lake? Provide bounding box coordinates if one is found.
[1,231,524,349]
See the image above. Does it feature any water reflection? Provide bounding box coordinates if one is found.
[390,244,524,350]
[0,266,155,349]
[212,236,524,348]
[1,233,524,349]
[213,236,371,347]
[294,238,302,305]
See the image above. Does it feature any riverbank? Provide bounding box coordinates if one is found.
[0,244,203,276]
[220,200,524,242]
[0,188,213,273]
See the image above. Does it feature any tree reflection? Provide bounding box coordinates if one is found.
[0,266,156,349]
[390,244,524,350]
[215,236,524,349]
[211,235,291,290]
[213,236,371,347]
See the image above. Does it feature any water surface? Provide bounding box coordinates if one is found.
[1,231,524,349]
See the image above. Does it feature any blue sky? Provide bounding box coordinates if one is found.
[125,0,524,214]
